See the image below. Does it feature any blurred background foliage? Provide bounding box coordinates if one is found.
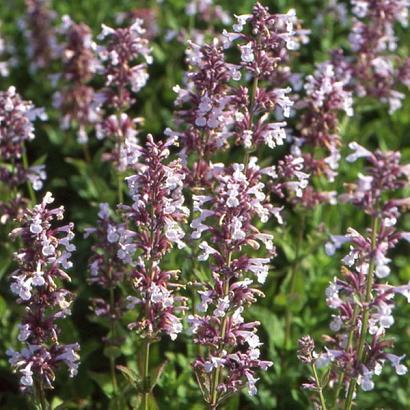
[0,0,409,409]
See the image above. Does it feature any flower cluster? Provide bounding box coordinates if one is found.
[189,159,274,405]
[291,60,353,208]
[95,19,152,171]
[346,0,409,113]
[52,15,99,144]
[21,0,57,73]
[0,86,47,221]
[185,0,231,26]
[300,143,410,405]
[85,203,127,321]
[113,135,188,341]
[6,192,79,390]
[170,2,308,188]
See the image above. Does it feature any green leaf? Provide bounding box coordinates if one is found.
[103,346,122,360]
[149,360,168,391]
[88,371,114,398]
[116,365,140,385]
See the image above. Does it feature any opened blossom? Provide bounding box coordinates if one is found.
[7,192,79,390]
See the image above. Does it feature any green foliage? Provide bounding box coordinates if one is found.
[0,0,409,409]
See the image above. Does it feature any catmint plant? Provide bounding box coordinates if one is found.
[299,143,410,409]
[87,135,188,408]
[6,192,79,409]
[21,0,57,73]
[84,202,127,409]
[0,86,47,221]
[346,0,409,113]
[52,15,99,145]
[95,19,152,201]
[170,3,309,407]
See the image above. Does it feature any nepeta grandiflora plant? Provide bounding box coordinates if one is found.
[6,192,79,409]
[52,15,99,145]
[95,19,152,178]
[293,60,353,207]
[346,0,409,113]
[0,86,47,223]
[87,135,188,407]
[299,144,410,409]
[21,0,57,73]
[168,3,310,408]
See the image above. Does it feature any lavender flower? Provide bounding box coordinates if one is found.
[53,15,99,144]
[301,144,410,408]
[95,19,152,171]
[21,0,58,73]
[6,192,79,392]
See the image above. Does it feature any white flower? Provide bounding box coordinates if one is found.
[346,142,372,162]
[214,296,230,317]
[204,356,226,373]
[240,42,254,63]
[20,362,33,386]
[198,241,218,261]
[359,366,374,391]
[325,235,350,256]
[17,324,31,342]
[247,258,270,284]
[386,354,408,376]
[233,14,252,32]
[165,220,186,249]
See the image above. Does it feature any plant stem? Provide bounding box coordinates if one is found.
[333,304,359,407]
[21,142,36,204]
[108,285,120,410]
[34,378,47,410]
[311,363,327,410]
[117,171,123,203]
[344,216,379,410]
[283,214,306,351]
[142,338,151,410]
[209,253,232,409]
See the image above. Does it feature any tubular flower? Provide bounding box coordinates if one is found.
[95,19,152,171]
[301,145,410,407]
[7,192,79,390]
